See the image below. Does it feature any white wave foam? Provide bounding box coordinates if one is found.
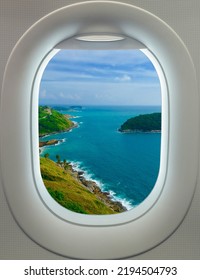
[69,161,134,210]
[108,190,134,210]
[39,146,45,154]
[71,115,81,119]
[70,161,104,189]
[51,138,65,146]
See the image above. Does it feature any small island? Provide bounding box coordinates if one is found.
[119,112,161,133]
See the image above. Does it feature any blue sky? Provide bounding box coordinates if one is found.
[39,49,161,106]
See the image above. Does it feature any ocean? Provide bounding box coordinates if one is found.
[40,105,161,210]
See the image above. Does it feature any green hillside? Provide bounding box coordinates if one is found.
[39,106,74,136]
[40,157,116,215]
[119,112,161,133]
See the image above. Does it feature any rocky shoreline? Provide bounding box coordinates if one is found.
[40,140,127,213]
[39,139,59,147]
[119,129,161,133]
[39,121,78,149]
[62,162,127,213]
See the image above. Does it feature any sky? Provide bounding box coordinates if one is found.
[39,49,161,106]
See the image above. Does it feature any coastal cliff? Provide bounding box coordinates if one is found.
[40,157,126,214]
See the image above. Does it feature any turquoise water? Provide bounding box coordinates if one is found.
[40,106,161,209]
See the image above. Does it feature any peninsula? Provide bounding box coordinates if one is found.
[39,106,75,137]
[119,112,161,133]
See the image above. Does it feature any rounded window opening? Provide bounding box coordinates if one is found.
[38,47,162,215]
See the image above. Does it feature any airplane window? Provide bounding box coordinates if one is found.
[38,49,162,215]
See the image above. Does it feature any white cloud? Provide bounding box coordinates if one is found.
[58,92,82,101]
[59,92,65,98]
[40,89,46,98]
[39,80,161,106]
[115,74,132,82]
[39,89,57,100]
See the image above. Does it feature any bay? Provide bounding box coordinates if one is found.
[40,105,161,210]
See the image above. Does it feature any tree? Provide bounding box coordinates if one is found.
[44,153,49,158]
[56,154,61,164]
[63,159,69,170]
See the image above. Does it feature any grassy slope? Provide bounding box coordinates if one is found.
[119,112,161,132]
[40,157,115,215]
[39,106,74,136]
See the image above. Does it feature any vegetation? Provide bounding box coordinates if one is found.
[39,106,74,136]
[56,154,61,164]
[40,157,116,215]
[44,153,49,158]
[119,112,161,132]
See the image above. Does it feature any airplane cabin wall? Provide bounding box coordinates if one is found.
[0,0,199,259]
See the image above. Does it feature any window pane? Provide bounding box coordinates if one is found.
[39,49,161,215]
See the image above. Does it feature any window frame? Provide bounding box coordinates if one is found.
[33,40,166,225]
